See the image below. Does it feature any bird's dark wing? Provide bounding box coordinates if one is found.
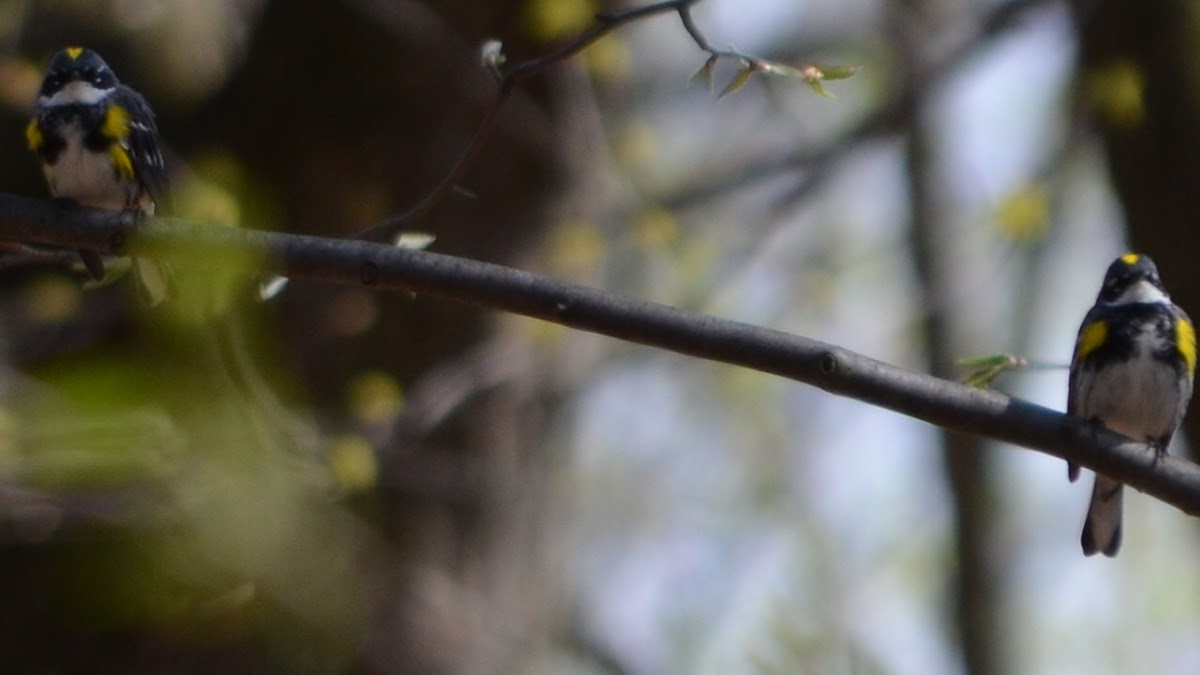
[1065,306,1103,482]
[113,85,169,209]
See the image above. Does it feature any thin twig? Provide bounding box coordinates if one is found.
[654,0,1058,215]
[354,93,510,242]
[360,0,1054,244]
[354,0,741,242]
[0,240,87,272]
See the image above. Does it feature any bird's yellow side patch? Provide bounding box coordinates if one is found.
[66,46,84,60]
[1077,320,1108,360]
[25,119,42,151]
[1177,316,1196,375]
[109,145,134,180]
[101,104,130,140]
[102,105,134,179]
[1120,252,1140,265]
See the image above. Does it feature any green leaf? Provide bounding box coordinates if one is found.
[805,78,832,98]
[994,185,1050,244]
[792,64,861,98]
[817,64,861,80]
[1085,60,1145,128]
[957,353,1028,389]
[718,64,756,99]
[689,55,719,92]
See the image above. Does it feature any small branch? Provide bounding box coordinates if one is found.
[675,3,752,64]
[675,4,713,51]
[355,0,858,242]
[673,3,794,80]
[0,241,80,272]
[2,192,1200,517]
[508,0,704,86]
[656,0,1057,213]
[354,92,508,242]
[355,0,845,241]
[356,0,705,242]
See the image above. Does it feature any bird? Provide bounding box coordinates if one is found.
[1067,252,1195,556]
[25,46,171,304]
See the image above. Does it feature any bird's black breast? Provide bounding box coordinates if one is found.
[33,103,112,163]
[1080,302,1182,373]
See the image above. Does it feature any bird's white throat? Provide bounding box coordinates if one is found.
[1110,279,1169,306]
[40,81,113,107]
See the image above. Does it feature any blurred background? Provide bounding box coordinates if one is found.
[0,0,1197,672]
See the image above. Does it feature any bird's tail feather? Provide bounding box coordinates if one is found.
[1081,475,1123,557]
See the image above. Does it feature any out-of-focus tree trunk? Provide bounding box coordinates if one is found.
[907,127,1003,675]
[186,2,566,671]
[1,1,570,671]
[895,3,1003,673]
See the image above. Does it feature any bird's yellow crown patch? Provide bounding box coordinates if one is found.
[65,46,84,60]
[1077,320,1108,360]
[1120,252,1140,265]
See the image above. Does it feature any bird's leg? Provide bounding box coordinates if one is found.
[51,197,105,280]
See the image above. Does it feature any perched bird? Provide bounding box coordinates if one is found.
[25,46,171,304]
[1067,253,1195,556]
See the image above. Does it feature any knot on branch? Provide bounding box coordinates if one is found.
[819,351,839,375]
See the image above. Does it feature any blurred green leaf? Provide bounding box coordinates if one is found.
[957,353,1028,388]
[346,370,404,426]
[328,436,379,493]
[805,77,832,98]
[15,411,182,489]
[817,64,861,80]
[994,185,1050,244]
[1085,59,1145,127]
[689,55,719,92]
[719,63,757,99]
[523,0,596,41]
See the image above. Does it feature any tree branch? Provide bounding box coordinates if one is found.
[354,0,705,241]
[656,0,1058,215]
[353,0,854,242]
[2,191,1199,517]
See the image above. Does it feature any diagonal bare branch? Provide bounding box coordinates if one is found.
[354,0,707,242]
[1,192,1199,518]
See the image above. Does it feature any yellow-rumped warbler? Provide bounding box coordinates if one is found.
[25,46,170,304]
[1067,252,1195,556]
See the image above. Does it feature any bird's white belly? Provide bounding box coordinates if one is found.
[1081,351,1182,441]
[46,123,127,210]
